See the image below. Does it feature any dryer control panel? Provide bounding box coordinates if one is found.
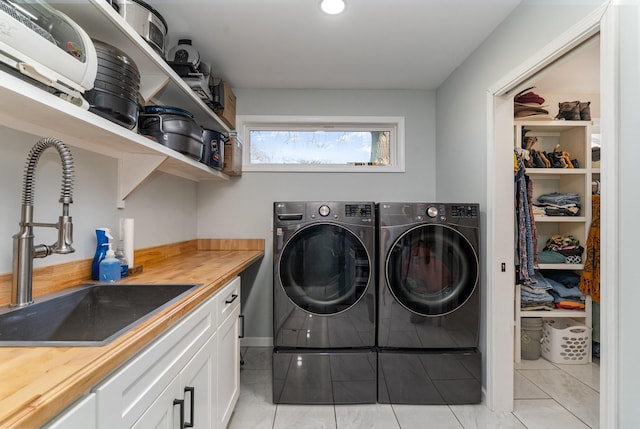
[451,204,478,219]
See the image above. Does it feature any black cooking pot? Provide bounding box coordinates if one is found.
[93,73,139,102]
[87,88,139,130]
[94,40,141,72]
[138,109,203,160]
[143,105,194,118]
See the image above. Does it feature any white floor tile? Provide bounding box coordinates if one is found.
[514,358,558,370]
[513,399,590,429]
[449,404,527,429]
[392,404,463,429]
[514,372,550,399]
[228,400,276,429]
[231,348,599,429]
[229,368,277,428]
[335,404,399,429]
[242,346,273,370]
[518,369,599,428]
[237,369,273,405]
[273,405,336,429]
[553,362,600,392]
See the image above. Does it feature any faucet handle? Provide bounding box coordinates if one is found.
[53,215,74,254]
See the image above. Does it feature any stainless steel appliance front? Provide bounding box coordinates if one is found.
[272,201,376,404]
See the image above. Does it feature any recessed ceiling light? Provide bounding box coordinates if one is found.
[320,0,346,15]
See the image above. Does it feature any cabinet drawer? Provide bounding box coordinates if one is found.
[217,277,241,326]
[94,294,216,428]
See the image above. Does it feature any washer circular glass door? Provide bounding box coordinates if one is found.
[279,223,371,315]
[385,224,478,316]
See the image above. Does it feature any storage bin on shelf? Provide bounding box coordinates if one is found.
[541,318,591,364]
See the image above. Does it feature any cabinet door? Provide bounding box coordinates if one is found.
[180,332,218,429]
[131,377,181,429]
[94,295,216,428]
[217,304,241,428]
[42,394,96,429]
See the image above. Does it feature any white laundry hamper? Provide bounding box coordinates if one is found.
[541,318,591,364]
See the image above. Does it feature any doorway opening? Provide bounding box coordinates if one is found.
[486,4,616,429]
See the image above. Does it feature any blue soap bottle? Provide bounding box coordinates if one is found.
[92,228,113,280]
[99,243,121,282]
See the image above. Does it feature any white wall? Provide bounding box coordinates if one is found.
[196,89,436,340]
[615,1,640,425]
[0,127,198,275]
[435,0,607,394]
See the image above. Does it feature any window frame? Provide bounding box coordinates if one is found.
[237,115,405,172]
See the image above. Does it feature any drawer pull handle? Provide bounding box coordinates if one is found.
[225,293,239,304]
[173,398,185,429]
[239,314,245,339]
[184,386,195,427]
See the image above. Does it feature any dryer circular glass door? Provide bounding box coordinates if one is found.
[385,224,478,316]
[279,223,371,315]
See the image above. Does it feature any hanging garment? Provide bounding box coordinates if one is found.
[515,150,538,284]
[579,194,601,302]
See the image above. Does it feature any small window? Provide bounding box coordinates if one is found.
[238,115,405,172]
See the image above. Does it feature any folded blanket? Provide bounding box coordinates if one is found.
[546,277,586,298]
[541,270,581,287]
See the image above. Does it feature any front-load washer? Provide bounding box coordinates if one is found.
[377,202,482,404]
[272,201,377,404]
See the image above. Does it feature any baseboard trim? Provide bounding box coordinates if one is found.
[241,337,273,347]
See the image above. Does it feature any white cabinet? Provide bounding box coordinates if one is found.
[94,291,216,428]
[0,0,231,207]
[131,376,182,429]
[131,333,217,429]
[215,278,241,428]
[41,394,96,429]
[180,333,218,429]
[89,276,241,429]
[514,120,593,362]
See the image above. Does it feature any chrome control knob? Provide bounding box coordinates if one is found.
[319,205,331,217]
[426,206,439,218]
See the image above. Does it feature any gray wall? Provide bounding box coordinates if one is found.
[436,0,640,422]
[196,89,436,341]
[435,0,607,377]
[0,127,198,274]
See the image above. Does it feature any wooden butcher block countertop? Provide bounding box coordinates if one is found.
[0,239,264,429]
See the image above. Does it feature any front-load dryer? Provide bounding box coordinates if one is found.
[272,201,376,404]
[377,202,482,404]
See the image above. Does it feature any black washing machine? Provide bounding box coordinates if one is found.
[272,201,377,404]
[377,202,482,404]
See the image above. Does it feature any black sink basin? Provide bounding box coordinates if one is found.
[0,283,202,346]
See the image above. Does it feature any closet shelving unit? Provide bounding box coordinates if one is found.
[514,120,593,363]
[0,0,231,208]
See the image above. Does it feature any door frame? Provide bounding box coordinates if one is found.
[485,2,616,428]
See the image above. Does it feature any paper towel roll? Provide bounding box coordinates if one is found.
[122,218,134,266]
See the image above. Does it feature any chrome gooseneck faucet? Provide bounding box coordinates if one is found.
[11,138,75,307]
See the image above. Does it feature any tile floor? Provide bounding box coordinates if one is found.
[228,347,599,429]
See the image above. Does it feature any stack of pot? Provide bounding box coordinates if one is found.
[86,40,140,130]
